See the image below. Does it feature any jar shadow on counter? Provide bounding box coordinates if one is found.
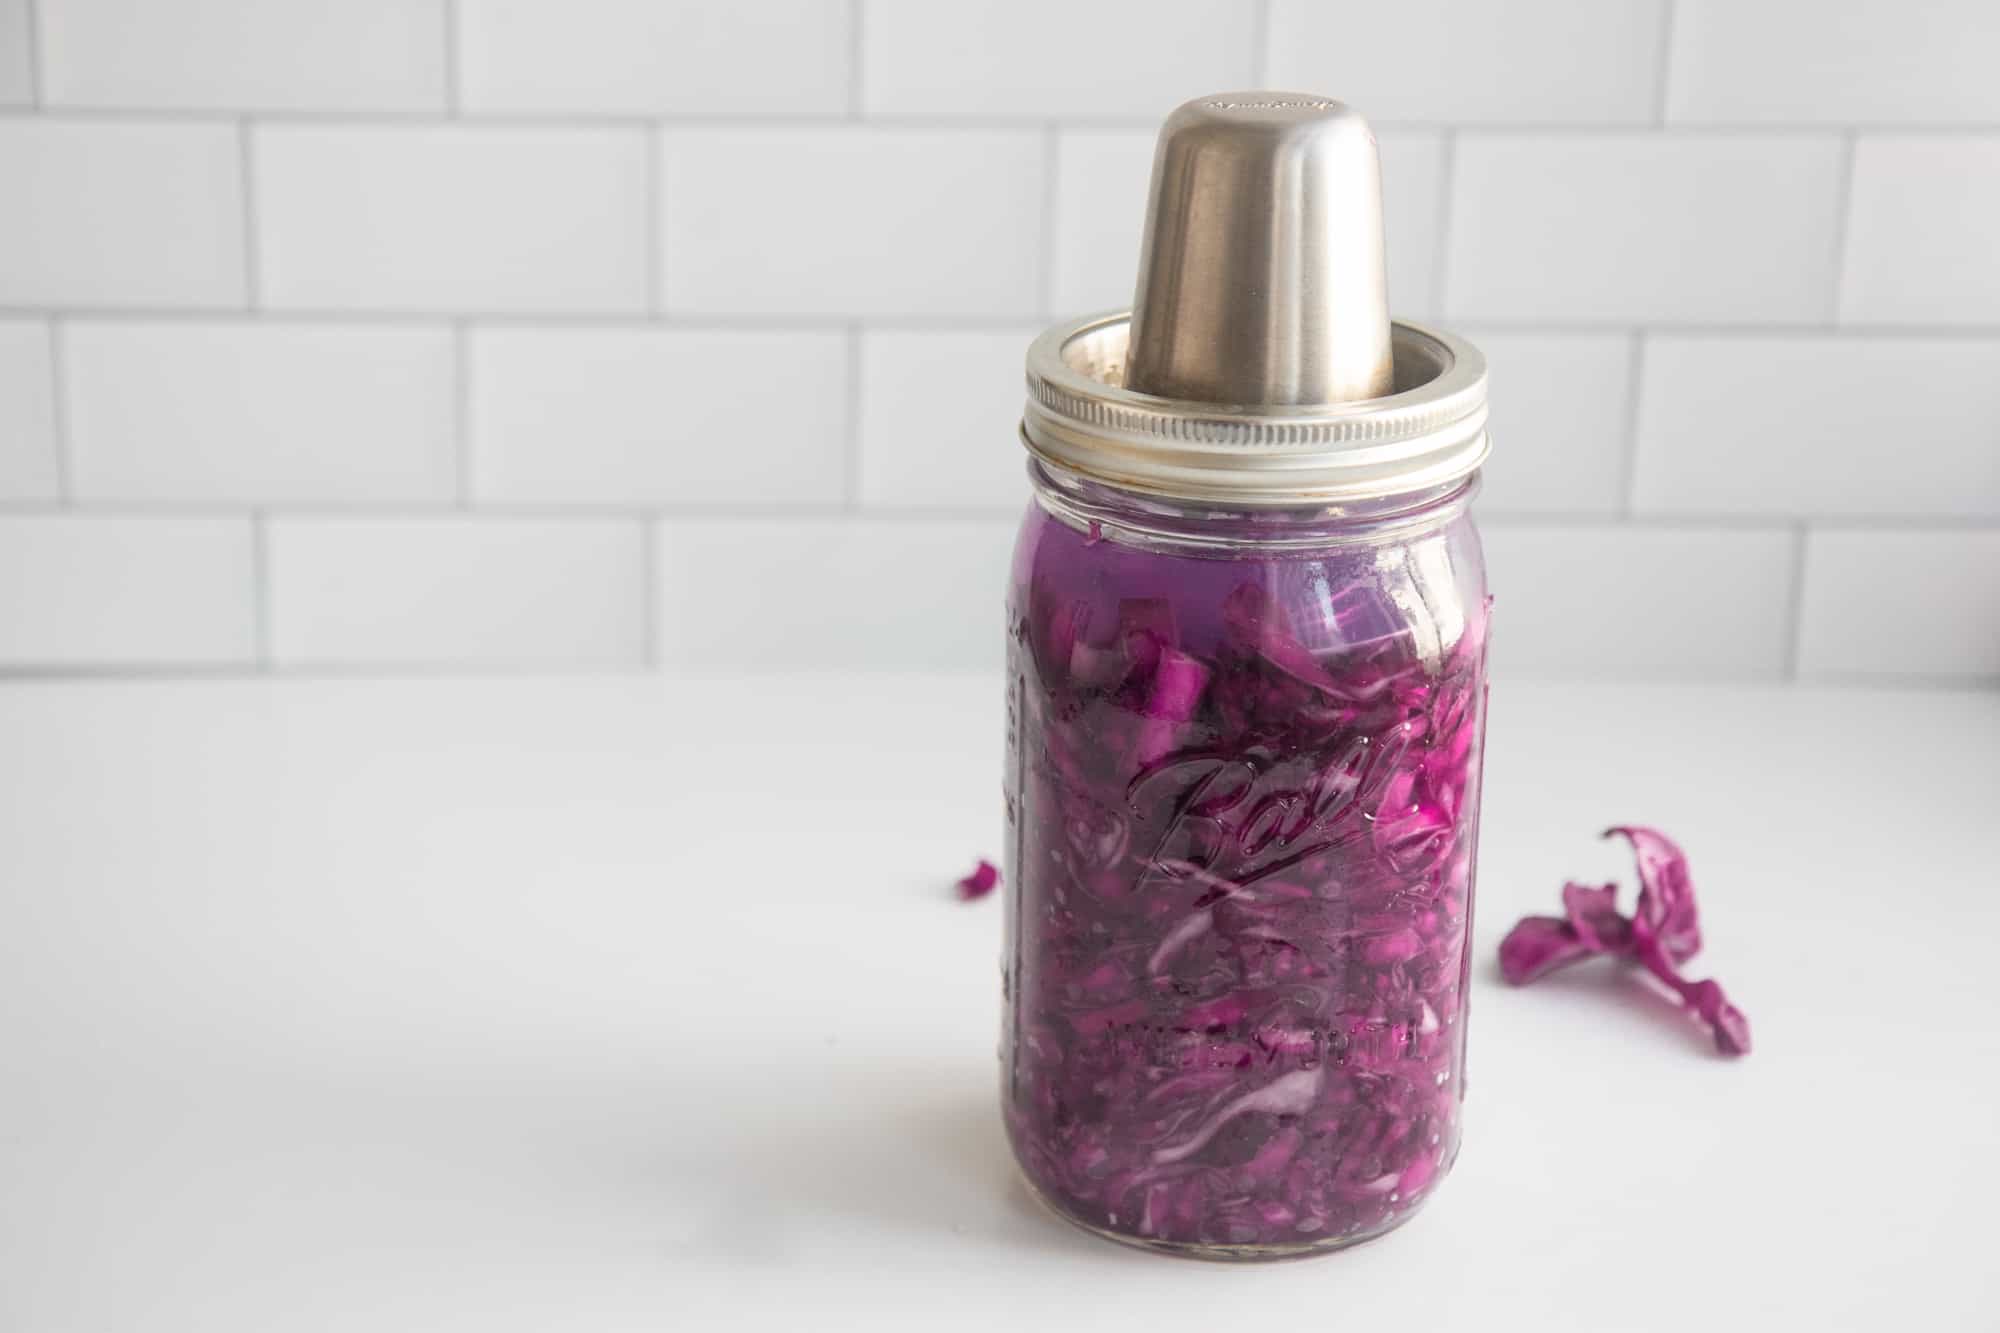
[660,1084,1156,1262]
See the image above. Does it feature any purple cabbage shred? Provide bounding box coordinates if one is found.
[1498,827,1751,1057]
[958,859,1001,901]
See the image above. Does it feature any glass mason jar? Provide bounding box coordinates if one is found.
[1001,314,1491,1260]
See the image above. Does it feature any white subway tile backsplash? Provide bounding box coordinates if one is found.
[660,129,1042,317]
[1480,523,1796,678]
[41,0,445,111]
[1268,0,1667,124]
[1841,138,2000,327]
[0,121,246,308]
[470,326,848,507]
[0,516,255,667]
[1634,336,2000,518]
[0,0,31,105]
[1447,135,1845,324]
[1465,331,1632,516]
[0,321,58,500]
[863,0,1253,118]
[1050,130,1153,319]
[1051,130,1445,321]
[268,517,645,667]
[460,0,850,116]
[1669,1,2000,126]
[0,3,1987,684]
[1798,529,2000,678]
[1380,133,1446,321]
[858,329,1035,511]
[255,126,648,314]
[655,517,1015,668]
[64,321,456,505]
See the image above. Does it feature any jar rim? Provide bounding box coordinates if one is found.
[1021,312,1489,507]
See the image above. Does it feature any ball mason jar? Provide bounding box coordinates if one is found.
[1001,313,1491,1260]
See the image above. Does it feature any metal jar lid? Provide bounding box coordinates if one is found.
[1021,93,1488,507]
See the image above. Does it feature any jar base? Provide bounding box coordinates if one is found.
[1014,1168,1427,1263]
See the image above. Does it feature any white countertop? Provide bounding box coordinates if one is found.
[0,676,1994,1331]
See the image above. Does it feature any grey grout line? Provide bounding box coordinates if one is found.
[1825,130,1861,327]
[1451,319,2000,337]
[3,495,1986,530]
[452,320,472,506]
[0,662,663,682]
[847,0,866,119]
[1478,513,2000,533]
[237,118,260,309]
[1036,124,1060,321]
[1429,130,1458,318]
[23,0,42,107]
[45,315,71,505]
[1251,0,1273,86]
[1440,121,1866,138]
[249,660,660,679]
[1794,668,2000,692]
[10,104,2000,134]
[442,0,461,115]
[251,510,273,671]
[0,660,1986,688]
[0,306,1054,331]
[638,516,659,668]
[644,123,663,314]
[17,307,2000,339]
[1447,319,2000,338]
[843,322,864,509]
[1652,0,1678,127]
[0,666,275,682]
[1618,331,1647,517]
[1782,523,1811,681]
[0,500,1021,523]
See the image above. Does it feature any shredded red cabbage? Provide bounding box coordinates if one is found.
[1499,827,1750,1057]
[1004,506,1489,1251]
[958,859,1000,901]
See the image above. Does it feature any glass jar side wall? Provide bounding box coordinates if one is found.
[1001,464,1490,1258]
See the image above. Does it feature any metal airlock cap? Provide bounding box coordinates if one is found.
[1021,93,1489,506]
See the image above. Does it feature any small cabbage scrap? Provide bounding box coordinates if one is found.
[958,859,1000,901]
[1499,827,1750,1057]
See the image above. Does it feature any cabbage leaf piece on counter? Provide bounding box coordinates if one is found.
[1499,827,1750,1057]
[956,859,1000,901]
